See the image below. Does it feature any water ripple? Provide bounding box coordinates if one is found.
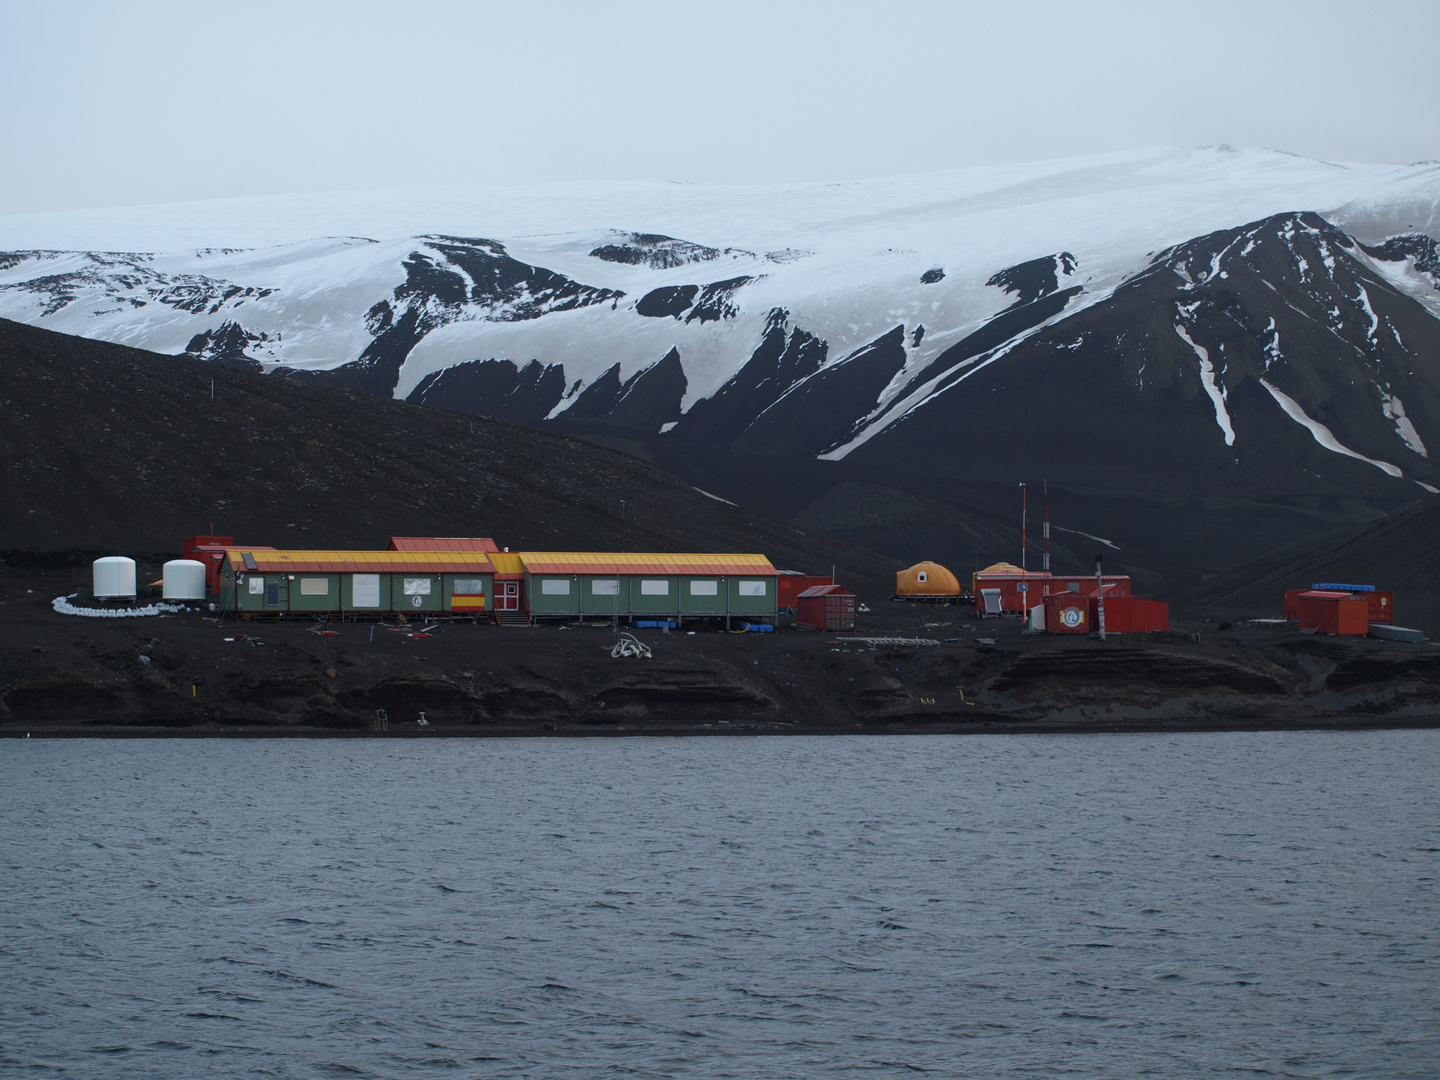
[2,732,1438,1077]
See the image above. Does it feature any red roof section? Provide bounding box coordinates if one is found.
[388,537,500,552]
[798,584,855,598]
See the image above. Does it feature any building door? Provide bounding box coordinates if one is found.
[499,582,519,611]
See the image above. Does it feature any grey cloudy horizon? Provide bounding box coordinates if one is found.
[2,0,1437,217]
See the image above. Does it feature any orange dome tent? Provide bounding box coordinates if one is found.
[896,561,961,597]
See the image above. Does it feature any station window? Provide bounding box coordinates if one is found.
[640,579,669,596]
[689,580,718,596]
[738,580,767,596]
[592,579,620,595]
[541,578,571,595]
[352,574,381,607]
[299,577,329,595]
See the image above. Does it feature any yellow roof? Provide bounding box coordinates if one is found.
[224,549,496,573]
[490,551,526,575]
[518,552,777,575]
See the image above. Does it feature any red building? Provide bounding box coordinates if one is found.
[974,562,1131,617]
[778,571,834,610]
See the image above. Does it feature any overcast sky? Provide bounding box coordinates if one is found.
[2,0,1437,216]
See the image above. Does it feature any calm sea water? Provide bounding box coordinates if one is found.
[1,733,1437,1079]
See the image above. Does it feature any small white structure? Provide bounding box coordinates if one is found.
[93,556,137,600]
[162,559,207,601]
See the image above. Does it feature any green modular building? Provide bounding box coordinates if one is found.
[218,549,496,616]
[518,553,778,623]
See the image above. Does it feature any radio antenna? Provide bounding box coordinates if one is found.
[1019,482,1027,573]
[1042,479,1050,572]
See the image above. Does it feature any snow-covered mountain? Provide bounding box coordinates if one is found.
[4,146,1440,584]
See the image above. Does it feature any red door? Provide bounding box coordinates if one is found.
[499,582,519,611]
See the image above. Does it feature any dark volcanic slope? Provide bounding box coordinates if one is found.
[0,319,895,591]
[1180,493,1440,634]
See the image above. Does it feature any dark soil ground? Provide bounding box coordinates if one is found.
[4,565,1437,737]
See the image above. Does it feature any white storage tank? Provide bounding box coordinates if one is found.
[162,559,207,601]
[93,556,137,600]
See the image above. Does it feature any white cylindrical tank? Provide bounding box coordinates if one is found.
[93,556,137,599]
[162,559,207,601]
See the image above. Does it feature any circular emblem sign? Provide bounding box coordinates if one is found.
[1061,607,1083,628]
[411,595,424,608]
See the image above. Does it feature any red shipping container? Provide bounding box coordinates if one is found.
[1296,591,1369,635]
[1285,587,1391,623]
[1088,596,1170,634]
[796,584,856,631]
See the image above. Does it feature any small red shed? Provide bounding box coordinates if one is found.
[1044,592,1091,634]
[778,571,834,611]
[796,584,856,632]
[1295,590,1369,636]
[183,536,276,595]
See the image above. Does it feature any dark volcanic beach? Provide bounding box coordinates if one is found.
[4,563,1438,736]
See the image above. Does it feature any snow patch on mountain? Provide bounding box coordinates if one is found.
[1174,322,1235,446]
[1379,389,1428,458]
[1261,379,1403,477]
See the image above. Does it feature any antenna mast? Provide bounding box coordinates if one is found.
[1042,479,1051,572]
[1019,482,1027,573]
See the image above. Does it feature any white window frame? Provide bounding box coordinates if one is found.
[640,578,669,596]
[541,578,571,595]
[738,580,767,597]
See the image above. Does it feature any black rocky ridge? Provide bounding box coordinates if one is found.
[588,232,754,270]
[0,317,884,584]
